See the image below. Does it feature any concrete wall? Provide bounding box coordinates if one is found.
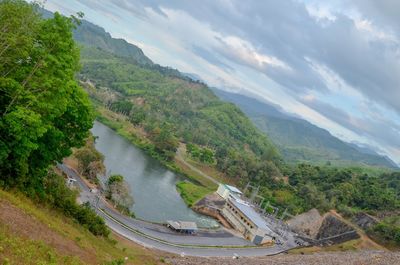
[222,201,270,244]
[221,207,248,234]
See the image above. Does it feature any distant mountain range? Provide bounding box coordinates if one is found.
[212,88,398,169]
[41,8,397,169]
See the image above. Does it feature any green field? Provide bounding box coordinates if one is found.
[176,181,215,207]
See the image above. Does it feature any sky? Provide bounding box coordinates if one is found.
[44,0,400,165]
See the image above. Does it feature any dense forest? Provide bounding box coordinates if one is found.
[213,89,397,168]
[0,0,108,237]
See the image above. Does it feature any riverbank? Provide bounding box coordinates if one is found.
[95,106,220,199]
[176,181,214,207]
[91,121,219,227]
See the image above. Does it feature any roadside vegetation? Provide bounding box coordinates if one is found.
[74,135,105,184]
[186,143,215,164]
[106,174,134,217]
[0,189,158,264]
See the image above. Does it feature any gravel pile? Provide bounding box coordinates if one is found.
[167,251,400,265]
[287,208,323,238]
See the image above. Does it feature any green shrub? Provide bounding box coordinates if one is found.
[42,173,109,237]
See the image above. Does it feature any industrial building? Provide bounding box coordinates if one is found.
[217,183,276,245]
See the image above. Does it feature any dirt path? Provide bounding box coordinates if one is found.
[176,144,218,185]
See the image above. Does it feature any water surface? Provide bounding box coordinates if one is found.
[91,121,217,228]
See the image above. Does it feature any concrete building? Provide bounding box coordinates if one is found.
[221,196,276,245]
[166,220,198,234]
[216,183,242,199]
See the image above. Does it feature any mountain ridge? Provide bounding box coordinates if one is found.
[212,88,398,169]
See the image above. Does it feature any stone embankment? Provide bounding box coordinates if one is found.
[352,212,379,230]
[287,209,360,246]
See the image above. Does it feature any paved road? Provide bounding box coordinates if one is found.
[58,164,297,257]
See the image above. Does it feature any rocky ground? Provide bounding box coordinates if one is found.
[166,251,400,265]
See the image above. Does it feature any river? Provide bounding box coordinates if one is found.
[91,121,218,228]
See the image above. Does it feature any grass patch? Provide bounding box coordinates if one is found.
[0,225,82,265]
[174,158,217,188]
[0,189,158,265]
[176,181,214,207]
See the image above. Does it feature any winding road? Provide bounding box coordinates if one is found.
[58,164,297,257]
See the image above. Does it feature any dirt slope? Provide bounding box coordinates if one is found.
[0,190,162,265]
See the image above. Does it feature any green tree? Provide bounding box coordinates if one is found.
[0,1,93,191]
[74,137,105,181]
[107,174,134,215]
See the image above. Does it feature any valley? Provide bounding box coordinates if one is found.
[0,1,399,264]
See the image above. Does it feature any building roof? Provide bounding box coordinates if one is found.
[179,221,198,230]
[167,220,198,230]
[229,198,274,234]
[225,184,242,194]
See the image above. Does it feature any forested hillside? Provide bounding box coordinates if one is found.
[213,89,397,169]
[73,20,153,66]
[78,46,282,182]
[0,1,397,253]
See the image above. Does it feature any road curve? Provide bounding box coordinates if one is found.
[58,164,296,257]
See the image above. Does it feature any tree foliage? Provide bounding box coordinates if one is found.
[106,174,134,215]
[187,143,215,164]
[0,0,93,189]
[0,1,107,237]
[44,172,109,236]
[74,136,105,182]
[287,164,400,213]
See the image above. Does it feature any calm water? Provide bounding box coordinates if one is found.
[91,121,218,228]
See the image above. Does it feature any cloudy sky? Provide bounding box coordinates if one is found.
[45,0,400,165]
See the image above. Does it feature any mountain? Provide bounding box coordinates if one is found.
[39,8,152,66]
[71,18,283,184]
[212,88,397,169]
[73,20,153,66]
[72,16,396,170]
